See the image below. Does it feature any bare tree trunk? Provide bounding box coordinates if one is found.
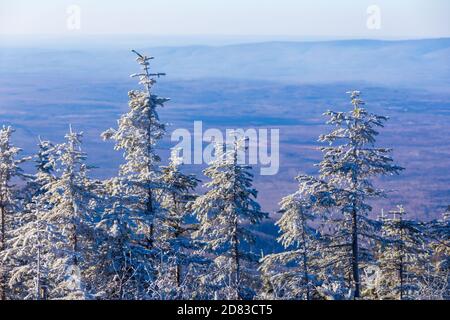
[232,221,240,300]
[233,143,241,300]
[147,187,154,248]
[351,207,360,299]
[299,207,310,300]
[36,225,41,300]
[302,251,310,300]
[399,219,405,300]
[0,204,6,300]
[71,203,78,268]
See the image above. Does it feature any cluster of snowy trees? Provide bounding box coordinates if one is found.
[0,52,448,300]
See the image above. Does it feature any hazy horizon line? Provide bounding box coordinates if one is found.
[1,34,449,49]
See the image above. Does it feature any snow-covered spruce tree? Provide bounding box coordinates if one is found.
[155,149,202,299]
[2,138,56,300]
[102,50,169,298]
[191,138,268,300]
[94,177,155,299]
[260,175,332,300]
[0,126,29,300]
[317,91,404,299]
[421,207,450,300]
[101,51,169,297]
[374,206,429,300]
[41,127,96,299]
[432,207,450,282]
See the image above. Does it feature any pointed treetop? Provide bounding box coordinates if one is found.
[65,125,83,144]
[347,90,365,111]
[169,147,184,167]
[387,205,407,221]
[130,50,166,92]
[443,206,450,221]
[0,125,14,138]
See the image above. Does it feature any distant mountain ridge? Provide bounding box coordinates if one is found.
[1,38,449,91]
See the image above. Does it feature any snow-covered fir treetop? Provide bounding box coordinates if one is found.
[160,147,199,212]
[318,91,404,186]
[0,126,30,181]
[193,136,267,240]
[387,204,406,221]
[213,133,249,165]
[0,126,21,159]
[444,206,450,221]
[203,136,252,189]
[321,91,386,146]
[130,50,166,91]
[54,125,87,172]
[35,136,55,177]
[169,148,184,168]
[101,51,169,180]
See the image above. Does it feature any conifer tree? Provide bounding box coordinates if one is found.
[102,51,169,267]
[157,149,201,299]
[433,207,450,280]
[101,51,170,297]
[94,177,154,299]
[316,91,404,298]
[41,127,96,299]
[422,208,450,300]
[102,50,168,249]
[260,175,331,300]
[374,206,429,300]
[0,126,29,300]
[191,138,268,299]
[2,138,55,300]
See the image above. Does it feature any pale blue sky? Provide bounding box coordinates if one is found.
[1,0,449,38]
